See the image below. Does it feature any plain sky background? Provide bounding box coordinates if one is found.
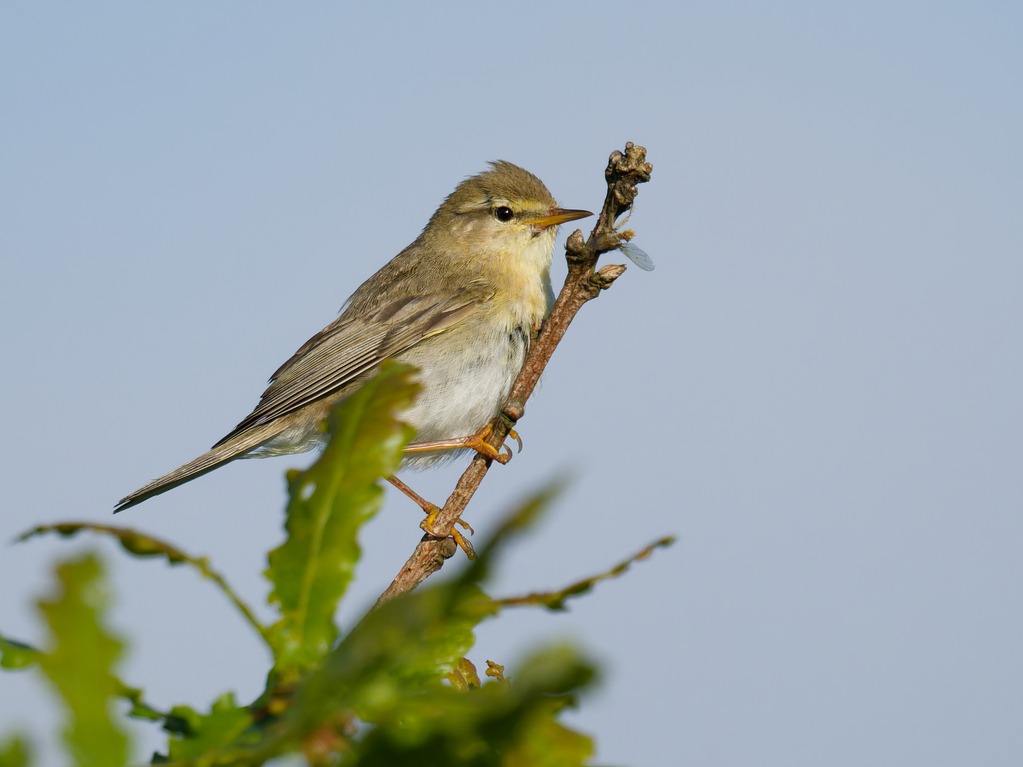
[2,2,1021,765]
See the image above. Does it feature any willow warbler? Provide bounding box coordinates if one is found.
[116,162,591,512]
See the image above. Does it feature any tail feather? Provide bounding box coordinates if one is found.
[114,427,277,512]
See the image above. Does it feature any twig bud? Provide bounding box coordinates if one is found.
[566,230,586,255]
[594,263,627,290]
[502,400,525,422]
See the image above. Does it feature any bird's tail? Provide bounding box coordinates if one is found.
[114,425,278,512]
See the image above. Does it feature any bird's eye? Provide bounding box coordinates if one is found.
[494,206,514,222]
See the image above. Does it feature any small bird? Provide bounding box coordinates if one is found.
[116,162,591,512]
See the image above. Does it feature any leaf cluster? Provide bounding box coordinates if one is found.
[1,362,671,766]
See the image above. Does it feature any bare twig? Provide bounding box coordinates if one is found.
[18,522,273,647]
[493,536,675,610]
[377,143,653,605]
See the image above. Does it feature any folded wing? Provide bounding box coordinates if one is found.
[213,293,483,446]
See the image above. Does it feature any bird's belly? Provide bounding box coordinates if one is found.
[397,324,529,469]
[246,325,530,468]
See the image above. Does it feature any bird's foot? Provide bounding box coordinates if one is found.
[388,476,475,559]
[421,505,475,560]
[403,422,522,465]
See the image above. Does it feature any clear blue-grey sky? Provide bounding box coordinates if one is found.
[2,3,1021,765]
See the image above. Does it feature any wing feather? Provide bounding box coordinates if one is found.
[212,293,482,447]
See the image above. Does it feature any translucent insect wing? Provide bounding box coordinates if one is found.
[620,241,655,271]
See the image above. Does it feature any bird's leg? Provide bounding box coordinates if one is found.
[387,476,475,559]
[403,422,522,465]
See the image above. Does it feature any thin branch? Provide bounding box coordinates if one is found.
[18,522,273,648]
[376,535,458,603]
[493,536,675,610]
[378,143,653,604]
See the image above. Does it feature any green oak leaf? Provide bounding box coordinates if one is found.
[165,693,255,761]
[265,361,420,678]
[36,553,130,767]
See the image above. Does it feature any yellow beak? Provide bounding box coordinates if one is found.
[526,208,593,230]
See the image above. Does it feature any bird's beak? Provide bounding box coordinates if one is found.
[526,208,593,230]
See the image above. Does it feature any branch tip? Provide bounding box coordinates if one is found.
[565,230,586,255]
[377,143,653,601]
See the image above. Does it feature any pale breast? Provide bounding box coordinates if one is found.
[397,322,530,469]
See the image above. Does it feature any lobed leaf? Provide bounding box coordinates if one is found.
[265,361,420,678]
[163,693,256,761]
[337,645,596,767]
[290,582,497,733]
[36,553,131,767]
[296,482,571,727]
[244,486,570,762]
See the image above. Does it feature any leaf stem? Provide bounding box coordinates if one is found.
[17,523,273,649]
